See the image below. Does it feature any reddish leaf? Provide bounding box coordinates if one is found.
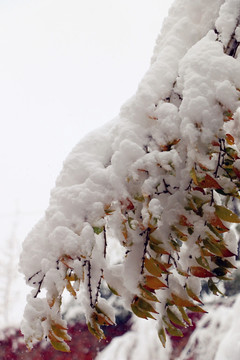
[199,174,222,189]
[190,266,214,278]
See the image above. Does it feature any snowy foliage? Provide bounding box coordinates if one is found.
[20,0,240,352]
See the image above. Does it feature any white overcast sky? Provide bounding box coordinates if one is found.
[0,0,175,244]
[0,0,175,298]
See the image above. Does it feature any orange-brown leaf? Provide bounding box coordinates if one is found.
[144,275,167,290]
[226,133,235,145]
[171,293,195,308]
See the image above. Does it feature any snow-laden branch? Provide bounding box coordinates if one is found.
[20,0,240,352]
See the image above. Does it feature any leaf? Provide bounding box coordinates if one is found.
[226,133,235,145]
[135,297,158,314]
[203,238,223,257]
[177,306,191,325]
[164,319,183,337]
[196,256,210,269]
[158,327,166,348]
[87,321,106,340]
[134,194,145,202]
[171,226,188,241]
[144,275,168,290]
[187,306,207,314]
[209,215,229,233]
[139,284,159,302]
[48,330,71,352]
[49,339,70,353]
[215,205,240,223]
[208,278,224,296]
[131,303,156,320]
[149,242,170,255]
[186,287,203,305]
[108,284,120,296]
[144,257,163,277]
[179,215,193,228]
[190,266,214,278]
[213,257,237,269]
[218,243,236,257]
[66,280,77,298]
[92,312,113,326]
[95,305,115,326]
[212,267,228,278]
[93,226,104,235]
[171,293,195,308]
[149,233,163,245]
[128,217,136,230]
[190,167,199,185]
[51,323,71,342]
[167,308,185,327]
[199,174,222,189]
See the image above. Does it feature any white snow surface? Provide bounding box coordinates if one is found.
[20,0,240,354]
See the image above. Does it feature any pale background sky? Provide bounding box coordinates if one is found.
[0,0,174,327]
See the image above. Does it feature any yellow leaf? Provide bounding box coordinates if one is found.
[51,324,71,342]
[49,339,70,352]
[215,205,240,223]
[190,167,198,185]
[66,280,77,298]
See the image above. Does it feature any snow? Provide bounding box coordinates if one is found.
[20,0,240,354]
[96,317,172,360]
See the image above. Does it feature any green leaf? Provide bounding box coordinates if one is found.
[136,297,158,314]
[208,278,224,296]
[139,285,159,302]
[131,303,156,320]
[177,306,191,325]
[167,308,185,327]
[158,327,166,347]
[93,226,104,234]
